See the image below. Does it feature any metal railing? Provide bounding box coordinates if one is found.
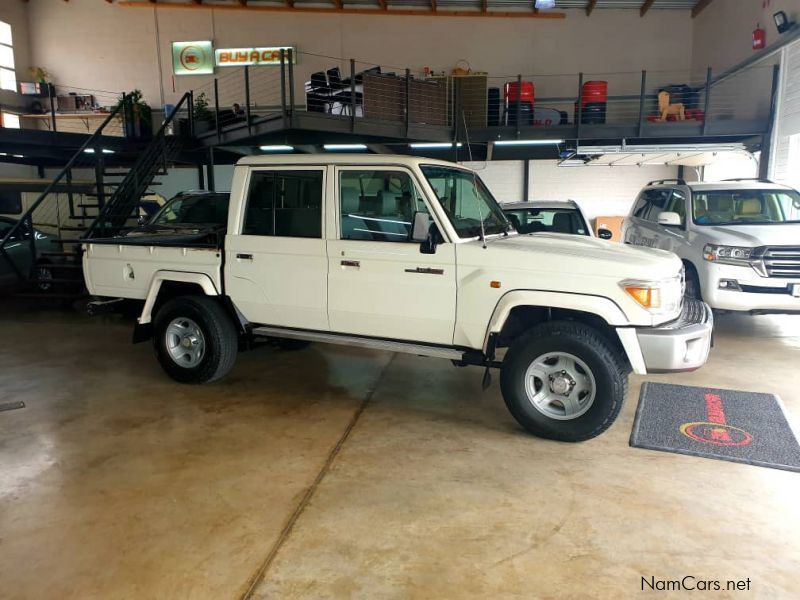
[185,50,778,145]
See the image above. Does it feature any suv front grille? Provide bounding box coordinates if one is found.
[761,246,800,278]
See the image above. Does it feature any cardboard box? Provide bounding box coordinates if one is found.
[594,216,625,242]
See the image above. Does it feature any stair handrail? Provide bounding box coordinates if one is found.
[0,96,130,251]
[85,91,192,239]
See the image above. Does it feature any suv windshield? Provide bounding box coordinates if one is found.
[421,166,510,239]
[692,189,800,225]
[504,206,589,235]
[150,193,230,227]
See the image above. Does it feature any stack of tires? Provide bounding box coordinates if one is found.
[504,81,535,126]
[575,80,608,125]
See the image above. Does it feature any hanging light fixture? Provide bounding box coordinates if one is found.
[534,0,557,9]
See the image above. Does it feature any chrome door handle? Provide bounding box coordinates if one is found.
[405,267,444,275]
[236,253,254,260]
[341,260,360,267]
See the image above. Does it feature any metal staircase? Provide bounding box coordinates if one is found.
[0,92,191,299]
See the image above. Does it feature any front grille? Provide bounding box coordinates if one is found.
[761,246,800,278]
[658,298,709,330]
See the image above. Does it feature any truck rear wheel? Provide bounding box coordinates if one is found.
[153,296,238,384]
[500,321,627,442]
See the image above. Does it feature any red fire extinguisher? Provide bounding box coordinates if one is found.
[753,23,766,50]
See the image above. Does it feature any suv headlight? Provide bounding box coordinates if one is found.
[703,244,754,266]
[620,275,683,316]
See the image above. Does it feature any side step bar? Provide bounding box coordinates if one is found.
[252,326,466,360]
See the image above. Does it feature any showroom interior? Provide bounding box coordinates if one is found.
[1,0,800,597]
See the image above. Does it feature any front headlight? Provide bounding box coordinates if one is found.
[703,244,754,266]
[620,275,683,316]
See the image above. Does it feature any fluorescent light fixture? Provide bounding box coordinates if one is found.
[259,145,294,152]
[12,154,23,158]
[324,144,368,151]
[83,148,114,154]
[102,149,114,154]
[494,139,564,146]
[534,0,556,8]
[83,148,95,153]
[409,142,463,149]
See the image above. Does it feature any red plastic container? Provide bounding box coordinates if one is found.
[580,80,608,106]
[504,81,535,104]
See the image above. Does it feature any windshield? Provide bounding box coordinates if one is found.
[504,207,589,236]
[150,193,230,227]
[421,166,510,239]
[692,189,800,225]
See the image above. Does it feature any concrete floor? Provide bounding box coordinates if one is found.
[1,305,799,599]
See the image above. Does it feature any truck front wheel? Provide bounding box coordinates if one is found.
[500,321,627,442]
[153,296,238,384]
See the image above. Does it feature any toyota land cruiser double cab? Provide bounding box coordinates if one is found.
[83,156,712,442]
[624,178,800,314]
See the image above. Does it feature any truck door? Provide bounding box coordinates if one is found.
[625,188,672,249]
[225,166,329,330]
[658,189,690,254]
[327,166,457,345]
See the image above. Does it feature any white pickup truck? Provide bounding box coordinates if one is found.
[83,155,712,442]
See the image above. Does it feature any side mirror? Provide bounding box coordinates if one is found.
[597,228,613,240]
[411,211,440,254]
[657,211,683,227]
[411,211,429,242]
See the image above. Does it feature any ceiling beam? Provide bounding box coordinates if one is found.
[118,1,566,18]
[691,0,715,18]
[585,0,597,16]
[640,0,655,17]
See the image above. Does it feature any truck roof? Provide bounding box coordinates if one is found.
[502,200,580,210]
[236,154,466,169]
[685,180,796,191]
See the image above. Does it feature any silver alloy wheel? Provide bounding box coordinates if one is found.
[36,265,53,292]
[165,317,206,368]
[524,351,596,420]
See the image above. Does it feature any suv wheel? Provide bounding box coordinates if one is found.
[153,296,238,383]
[684,263,702,300]
[500,321,627,442]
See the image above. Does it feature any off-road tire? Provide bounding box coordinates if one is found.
[500,320,628,442]
[684,262,702,300]
[153,296,238,384]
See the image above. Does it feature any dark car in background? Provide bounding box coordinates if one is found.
[121,191,231,244]
[0,217,63,294]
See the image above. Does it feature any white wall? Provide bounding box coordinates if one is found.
[461,159,677,219]
[25,0,695,108]
[527,160,677,220]
[771,40,800,186]
[691,0,800,72]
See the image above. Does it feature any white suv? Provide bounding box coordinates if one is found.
[624,178,800,314]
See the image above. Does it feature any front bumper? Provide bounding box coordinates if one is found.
[635,298,713,373]
[700,263,800,313]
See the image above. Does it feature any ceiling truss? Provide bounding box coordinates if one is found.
[48,0,718,19]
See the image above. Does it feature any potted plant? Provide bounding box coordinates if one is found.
[193,91,214,134]
[116,89,152,139]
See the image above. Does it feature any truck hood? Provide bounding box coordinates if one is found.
[479,232,681,278]
[698,223,800,247]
